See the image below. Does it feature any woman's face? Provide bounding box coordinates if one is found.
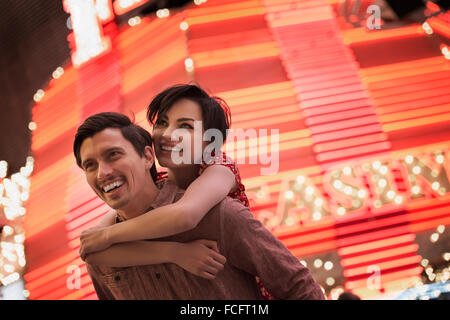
[152,98,205,168]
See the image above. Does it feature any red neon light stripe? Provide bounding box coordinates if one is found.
[316,141,391,162]
[341,244,419,268]
[344,266,423,290]
[337,224,411,248]
[338,234,416,257]
[344,255,422,278]
[314,133,387,153]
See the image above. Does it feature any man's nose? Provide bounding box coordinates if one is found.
[97,161,113,180]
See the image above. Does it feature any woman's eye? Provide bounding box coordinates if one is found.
[155,120,167,127]
[180,123,193,129]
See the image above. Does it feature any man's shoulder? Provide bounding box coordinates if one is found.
[215,196,253,221]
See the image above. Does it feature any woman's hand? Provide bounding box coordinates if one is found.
[172,240,227,280]
[79,226,112,261]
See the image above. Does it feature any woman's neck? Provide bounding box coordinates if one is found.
[167,165,199,190]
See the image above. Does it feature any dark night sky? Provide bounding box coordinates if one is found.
[0,0,70,175]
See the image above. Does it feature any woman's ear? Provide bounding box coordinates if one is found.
[143,146,155,169]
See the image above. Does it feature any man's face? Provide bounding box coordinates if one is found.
[79,128,154,210]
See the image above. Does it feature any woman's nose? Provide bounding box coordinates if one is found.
[162,125,181,142]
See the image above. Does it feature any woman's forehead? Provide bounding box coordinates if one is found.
[162,99,203,120]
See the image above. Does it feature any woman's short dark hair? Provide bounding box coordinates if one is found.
[73,112,158,182]
[147,84,231,143]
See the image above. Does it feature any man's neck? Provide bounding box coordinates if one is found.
[117,179,160,220]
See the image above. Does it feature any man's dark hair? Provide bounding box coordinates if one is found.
[73,112,158,182]
[338,292,361,300]
[147,84,231,144]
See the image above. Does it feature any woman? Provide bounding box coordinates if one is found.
[80,84,273,299]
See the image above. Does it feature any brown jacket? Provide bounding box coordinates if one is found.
[86,180,324,300]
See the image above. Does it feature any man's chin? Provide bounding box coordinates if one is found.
[105,199,127,210]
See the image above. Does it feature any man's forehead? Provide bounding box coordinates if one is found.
[80,128,129,157]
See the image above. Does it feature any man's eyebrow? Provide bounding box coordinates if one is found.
[101,147,124,156]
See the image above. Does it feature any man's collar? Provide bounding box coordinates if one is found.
[146,179,185,211]
[116,179,184,223]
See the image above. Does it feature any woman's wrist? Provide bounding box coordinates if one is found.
[168,242,184,265]
[105,223,118,246]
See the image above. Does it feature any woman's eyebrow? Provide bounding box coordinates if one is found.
[177,118,195,122]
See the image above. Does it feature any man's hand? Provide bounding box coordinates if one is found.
[79,226,112,261]
[173,240,227,280]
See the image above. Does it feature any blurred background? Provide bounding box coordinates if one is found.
[0,0,449,300]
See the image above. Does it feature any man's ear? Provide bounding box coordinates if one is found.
[143,146,155,169]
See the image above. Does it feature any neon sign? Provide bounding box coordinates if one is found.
[63,0,152,67]
[63,0,111,67]
[248,149,450,229]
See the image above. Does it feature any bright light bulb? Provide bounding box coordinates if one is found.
[405,155,414,164]
[3,226,13,235]
[333,180,343,189]
[4,264,14,273]
[314,259,323,268]
[310,197,321,207]
[358,190,366,198]
[421,259,429,267]
[430,233,439,243]
[436,155,444,164]
[185,58,194,72]
[180,21,189,31]
[324,261,333,271]
[296,175,305,185]
[326,277,335,286]
[284,190,294,200]
[412,186,421,195]
[413,166,421,175]
[337,207,346,215]
[437,225,445,234]
[28,122,37,131]
[344,186,352,195]
[387,190,395,200]
[305,186,314,195]
[432,182,440,191]
[343,166,352,175]
[312,212,322,221]
[378,179,387,188]
[372,161,381,170]
[379,166,388,175]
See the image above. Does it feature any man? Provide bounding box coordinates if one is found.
[73,112,324,300]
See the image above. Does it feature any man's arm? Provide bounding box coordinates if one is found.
[220,200,325,300]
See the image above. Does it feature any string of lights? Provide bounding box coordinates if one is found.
[0,156,34,292]
[422,1,450,59]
